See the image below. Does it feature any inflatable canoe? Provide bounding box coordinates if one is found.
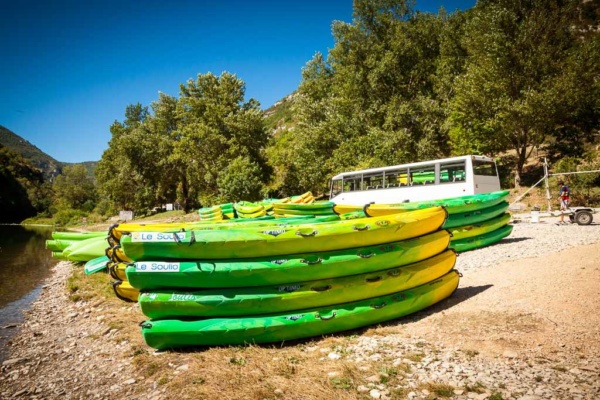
[364,190,510,216]
[125,230,451,290]
[449,224,513,252]
[119,207,447,261]
[137,250,456,319]
[448,213,511,242]
[140,270,460,349]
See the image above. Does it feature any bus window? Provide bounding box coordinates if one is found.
[384,169,409,187]
[440,161,466,183]
[362,173,384,190]
[411,165,436,185]
[343,174,361,192]
[473,160,497,176]
[331,179,342,196]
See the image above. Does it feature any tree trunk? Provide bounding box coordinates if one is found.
[514,145,528,189]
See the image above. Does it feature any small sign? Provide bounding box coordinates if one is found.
[166,203,173,211]
[119,211,133,221]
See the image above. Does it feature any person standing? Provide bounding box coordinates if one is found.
[557,180,571,225]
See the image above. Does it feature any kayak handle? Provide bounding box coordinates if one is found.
[315,311,336,320]
[370,302,387,309]
[357,251,375,259]
[352,224,370,231]
[365,276,382,283]
[296,228,318,237]
[301,257,322,265]
[310,285,332,292]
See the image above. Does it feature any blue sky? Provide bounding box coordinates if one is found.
[1,0,475,163]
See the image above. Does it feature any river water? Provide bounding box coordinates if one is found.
[0,224,56,354]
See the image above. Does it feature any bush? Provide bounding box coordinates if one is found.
[53,208,87,227]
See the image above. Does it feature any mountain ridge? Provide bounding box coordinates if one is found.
[0,125,98,179]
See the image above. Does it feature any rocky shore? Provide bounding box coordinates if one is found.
[1,217,599,399]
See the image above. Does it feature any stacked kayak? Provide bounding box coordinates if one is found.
[47,232,108,262]
[334,190,513,252]
[198,203,235,221]
[103,206,459,349]
[272,201,336,218]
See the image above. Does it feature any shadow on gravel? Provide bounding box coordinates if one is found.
[162,285,494,353]
[499,236,531,244]
[394,284,493,326]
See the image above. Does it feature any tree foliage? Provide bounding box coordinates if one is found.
[448,0,600,186]
[95,72,270,213]
[53,164,97,212]
[90,0,599,214]
[0,144,49,222]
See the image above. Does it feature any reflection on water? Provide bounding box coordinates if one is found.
[0,225,56,355]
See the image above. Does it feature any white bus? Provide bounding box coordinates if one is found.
[329,155,501,205]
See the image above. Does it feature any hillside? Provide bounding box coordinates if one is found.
[263,93,297,135]
[0,125,62,179]
[0,125,98,180]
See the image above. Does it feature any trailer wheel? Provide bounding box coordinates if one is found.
[575,211,593,225]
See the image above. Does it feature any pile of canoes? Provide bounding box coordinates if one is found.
[50,190,513,350]
[333,190,513,252]
[199,191,329,221]
[46,231,107,262]
[99,206,458,349]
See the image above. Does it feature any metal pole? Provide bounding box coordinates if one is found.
[549,169,600,176]
[544,158,552,211]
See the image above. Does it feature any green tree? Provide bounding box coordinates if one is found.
[53,164,97,211]
[268,0,452,196]
[448,0,599,186]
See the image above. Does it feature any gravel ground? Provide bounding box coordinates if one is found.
[456,216,600,272]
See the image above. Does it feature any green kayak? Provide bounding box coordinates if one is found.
[273,201,334,211]
[119,207,446,261]
[84,255,111,275]
[449,224,513,252]
[46,239,77,252]
[140,270,460,349]
[442,201,509,229]
[62,236,110,263]
[365,190,510,216]
[125,229,451,290]
[448,213,511,242]
[51,231,107,241]
[138,249,456,319]
[109,214,341,243]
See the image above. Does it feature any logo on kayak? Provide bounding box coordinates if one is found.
[131,232,186,242]
[278,285,301,293]
[375,220,390,227]
[271,259,288,265]
[169,293,196,301]
[263,229,287,237]
[286,314,304,321]
[135,262,180,272]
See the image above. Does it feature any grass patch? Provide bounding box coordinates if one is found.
[463,349,479,358]
[465,381,486,394]
[422,383,455,398]
[406,352,425,362]
[489,392,504,400]
[330,376,353,390]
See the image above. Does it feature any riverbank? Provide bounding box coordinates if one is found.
[1,217,599,399]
